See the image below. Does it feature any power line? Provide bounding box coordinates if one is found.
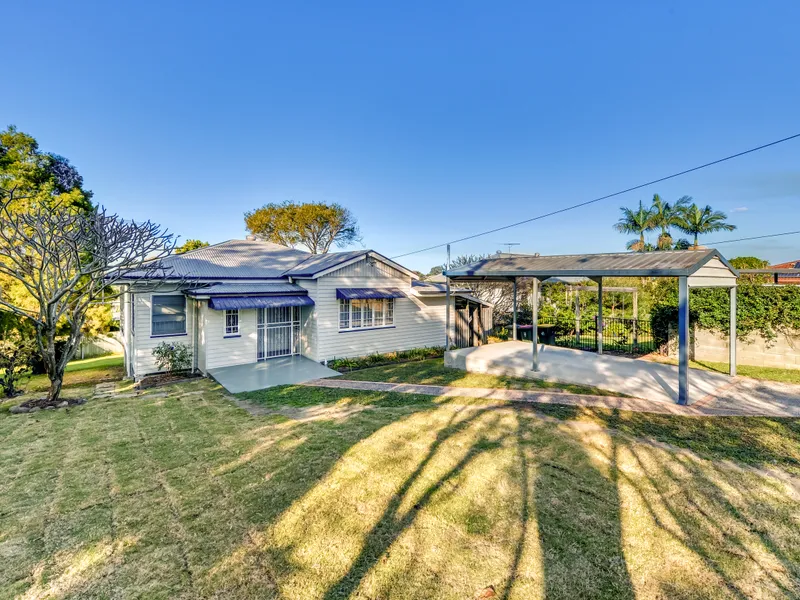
[391,132,800,259]
[705,230,800,246]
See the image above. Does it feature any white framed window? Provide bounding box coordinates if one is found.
[339,298,395,331]
[151,295,186,336]
[224,309,239,335]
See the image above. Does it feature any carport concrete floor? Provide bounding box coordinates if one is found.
[445,341,733,406]
[209,355,340,393]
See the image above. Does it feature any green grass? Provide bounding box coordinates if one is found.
[328,357,623,396]
[2,378,799,599]
[648,356,800,385]
[22,354,125,394]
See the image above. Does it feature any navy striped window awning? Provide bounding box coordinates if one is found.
[335,288,407,300]
[209,296,315,310]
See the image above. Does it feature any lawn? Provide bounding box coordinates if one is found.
[2,377,799,599]
[647,355,800,385]
[22,354,125,394]
[333,358,623,396]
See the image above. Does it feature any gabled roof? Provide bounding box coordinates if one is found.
[127,239,310,280]
[120,239,416,281]
[445,249,738,280]
[283,250,367,277]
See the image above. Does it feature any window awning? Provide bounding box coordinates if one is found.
[336,288,407,300]
[209,295,315,310]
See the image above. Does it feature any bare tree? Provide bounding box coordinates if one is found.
[0,199,176,401]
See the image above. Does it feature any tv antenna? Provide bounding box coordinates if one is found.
[500,242,520,255]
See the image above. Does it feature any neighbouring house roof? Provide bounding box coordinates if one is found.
[121,240,416,282]
[411,280,469,293]
[185,282,308,297]
[770,260,800,270]
[445,249,737,280]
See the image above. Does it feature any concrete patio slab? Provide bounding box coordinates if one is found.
[445,341,732,405]
[209,355,340,393]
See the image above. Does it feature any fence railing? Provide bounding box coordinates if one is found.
[552,317,655,356]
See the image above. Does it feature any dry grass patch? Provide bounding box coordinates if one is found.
[1,378,798,599]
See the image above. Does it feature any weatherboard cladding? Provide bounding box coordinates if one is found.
[335,288,407,300]
[445,249,736,279]
[208,295,315,310]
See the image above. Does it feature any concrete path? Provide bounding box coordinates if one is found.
[303,377,800,417]
[209,355,340,393]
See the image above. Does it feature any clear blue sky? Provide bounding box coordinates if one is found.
[3,1,799,272]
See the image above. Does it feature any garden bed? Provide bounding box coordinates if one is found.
[328,347,445,373]
[136,371,203,389]
[10,397,87,413]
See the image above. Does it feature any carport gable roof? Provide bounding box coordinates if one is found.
[445,249,738,280]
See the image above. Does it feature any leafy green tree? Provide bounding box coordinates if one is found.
[244,201,360,254]
[175,239,209,254]
[650,194,690,250]
[729,256,769,270]
[613,200,655,251]
[674,202,736,248]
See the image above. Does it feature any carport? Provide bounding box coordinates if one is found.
[444,249,739,405]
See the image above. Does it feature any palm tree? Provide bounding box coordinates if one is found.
[674,202,736,248]
[649,194,690,250]
[614,200,655,251]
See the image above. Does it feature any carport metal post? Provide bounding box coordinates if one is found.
[678,276,690,405]
[729,287,737,377]
[596,277,604,355]
[445,244,451,350]
[531,277,540,371]
[512,278,518,340]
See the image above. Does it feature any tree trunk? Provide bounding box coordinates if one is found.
[48,377,63,402]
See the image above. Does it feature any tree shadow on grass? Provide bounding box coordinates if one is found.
[319,406,502,600]
[530,409,636,600]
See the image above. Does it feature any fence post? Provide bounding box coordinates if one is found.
[574,293,581,347]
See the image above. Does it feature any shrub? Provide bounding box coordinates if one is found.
[152,342,193,373]
[0,334,36,397]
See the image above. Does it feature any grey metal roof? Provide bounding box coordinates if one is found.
[284,250,368,277]
[456,293,493,307]
[411,280,469,293]
[185,282,308,297]
[126,240,311,280]
[445,249,736,279]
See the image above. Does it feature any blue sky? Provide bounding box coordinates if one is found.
[3,1,799,272]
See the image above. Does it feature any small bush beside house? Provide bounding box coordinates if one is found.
[152,342,193,373]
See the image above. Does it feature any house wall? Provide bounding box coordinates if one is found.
[308,259,448,361]
[296,280,318,361]
[687,257,737,288]
[202,306,259,370]
[196,300,207,373]
[131,291,196,377]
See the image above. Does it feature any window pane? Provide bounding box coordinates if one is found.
[386,298,394,325]
[152,295,186,335]
[372,299,383,325]
[225,309,239,334]
[362,300,373,327]
[352,300,362,328]
[339,300,350,329]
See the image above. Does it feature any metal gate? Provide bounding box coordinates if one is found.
[257,306,301,360]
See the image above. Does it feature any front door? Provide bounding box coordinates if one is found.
[257,306,301,360]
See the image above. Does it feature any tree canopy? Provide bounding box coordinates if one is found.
[175,239,210,254]
[244,201,360,254]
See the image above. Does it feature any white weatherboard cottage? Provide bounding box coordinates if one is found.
[118,238,488,389]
